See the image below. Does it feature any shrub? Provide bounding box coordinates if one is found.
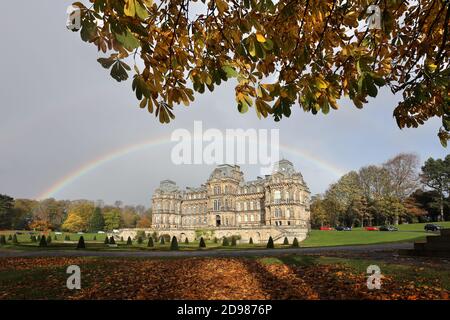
[137,236,143,244]
[249,237,253,244]
[104,236,109,244]
[136,230,146,240]
[0,235,6,245]
[126,236,132,245]
[170,236,179,250]
[64,235,70,241]
[46,235,52,244]
[283,237,289,245]
[30,235,37,242]
[222,237,229,246]
[77,236,86,249]
[120,236,124,242]
[184,238,189,244]
[266,236,274,249]
[199,237,206,248]
[147,237,154,247]
[54,235,57,241]
[93,235,96,241]
[39,235,47,247]
[160,237,165,245]
[292,237,299,248]
[109,236,116,244]
[213,237,218,243]
[37,235,41,242]
[12,234,18,244]
[231,236,237,246]
[8,234,12,241]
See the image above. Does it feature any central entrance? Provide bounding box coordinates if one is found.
[216,215,221,227]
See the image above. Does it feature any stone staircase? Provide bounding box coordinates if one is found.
[400,228,450,257]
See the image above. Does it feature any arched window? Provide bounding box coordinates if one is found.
[250,214,254,222]
[244,215,248,222]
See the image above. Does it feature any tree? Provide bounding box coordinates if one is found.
[283,237,289,245]
[77,236,86,249]
[159,236,165,245]
[46,235,52,244]
[184,238,189,244]
[136,214,152,228]
[170,236,179,250]
[199,237,206,248]
[292,237,299,248]
[62,212,85,232]
[222,237,229,246]
[0,194,14,230]
[12,234,18,244]
[421,156,450,221]
[383,153,420,200]
[126,236,132,245]
[231,236,237,246]
[89,207,105,232]
[109,236,116,244]
[103,208,122,231]
[39,235,47,247]
[147,237,154,247]
[249,237,253,245]
[266,236,274,249]
[310,195,329,228]
[0,235,6,245]
[104,236,109,244]
[11,198,37,230]
[137,236,143,244]
[68,0,450,144]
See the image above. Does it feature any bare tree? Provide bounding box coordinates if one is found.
[383,153,420,200]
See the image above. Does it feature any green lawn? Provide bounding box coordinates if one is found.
[302,222,450,247]
[1,222,449,251]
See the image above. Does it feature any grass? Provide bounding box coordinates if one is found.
[0,221,449,251]
[301,221,450,247]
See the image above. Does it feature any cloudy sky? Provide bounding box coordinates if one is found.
[0,1,447,207]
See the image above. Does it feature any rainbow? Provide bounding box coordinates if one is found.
[36,135,346,200]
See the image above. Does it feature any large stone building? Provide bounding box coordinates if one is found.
[118,160,311,244]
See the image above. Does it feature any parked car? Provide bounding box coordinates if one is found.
[320,226,334,231]
[365,226,379,231]
[379,225,398,231]
[424,224,441,232]
[335,226,352,231]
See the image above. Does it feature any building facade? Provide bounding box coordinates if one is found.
[151,159,310,232]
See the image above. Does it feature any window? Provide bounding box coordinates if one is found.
[286,209,291,218]
[250,201,254,210]
[250,214,254,222]
[237,202,241,211]
[244,202,247,211]
[274,190,281,203]
[244,215,248,222]
[237,215,241,223]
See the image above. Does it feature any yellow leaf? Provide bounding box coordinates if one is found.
[256,33,266,43]
[124,0,136,17]
[216,0,228,14]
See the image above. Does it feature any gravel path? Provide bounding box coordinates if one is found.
[0,242,412,258]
